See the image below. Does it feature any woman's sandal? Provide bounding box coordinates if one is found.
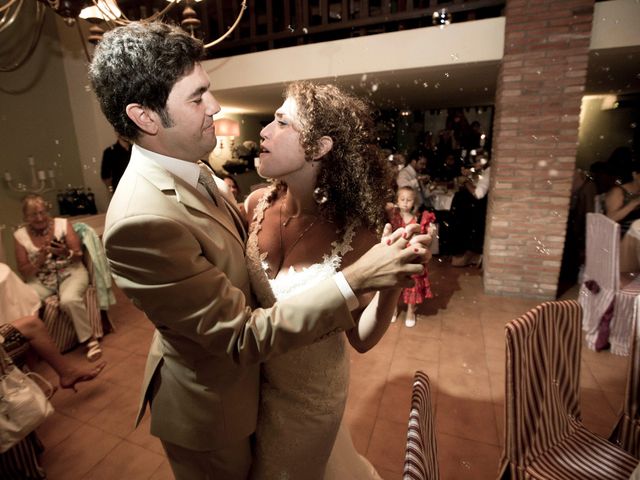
[86,339,103,362]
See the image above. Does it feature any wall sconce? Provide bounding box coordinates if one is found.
[214,118,241,155]
[3,156,56,194]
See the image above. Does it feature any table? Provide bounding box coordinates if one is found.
[0,263,40,325]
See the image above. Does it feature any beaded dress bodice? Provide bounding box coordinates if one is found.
[246,187,357,480]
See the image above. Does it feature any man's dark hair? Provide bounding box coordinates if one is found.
[89,22,204,141]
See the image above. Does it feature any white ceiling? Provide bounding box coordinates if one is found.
[213,46,640,116]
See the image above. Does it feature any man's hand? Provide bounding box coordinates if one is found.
[342,224,432,293]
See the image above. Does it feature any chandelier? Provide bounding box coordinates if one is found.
[0,0,247,72]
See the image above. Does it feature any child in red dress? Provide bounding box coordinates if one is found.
[387,186,435,327]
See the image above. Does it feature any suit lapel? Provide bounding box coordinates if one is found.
[131,155,244,248]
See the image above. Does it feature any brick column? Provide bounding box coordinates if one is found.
[484,0,594,298]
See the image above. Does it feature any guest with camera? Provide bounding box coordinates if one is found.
[13,194,102,362]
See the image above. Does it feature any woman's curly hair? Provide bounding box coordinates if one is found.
[274,81,394,235]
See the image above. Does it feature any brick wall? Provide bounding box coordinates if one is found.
[484,0,594,298]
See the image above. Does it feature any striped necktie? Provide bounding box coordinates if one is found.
[197,162,247,241]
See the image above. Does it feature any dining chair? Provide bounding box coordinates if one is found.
[42,223,115,352]
[498,300,638,479]
[579,212,640,355]
[402,370,439,480]
[610,295,640,458]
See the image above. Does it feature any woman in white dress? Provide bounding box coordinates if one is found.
[245,82,418,479]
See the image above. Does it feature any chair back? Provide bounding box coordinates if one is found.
[583,213,620,291]
[499,300,582,477]
[403,370,439,480]
[610,295,640,457]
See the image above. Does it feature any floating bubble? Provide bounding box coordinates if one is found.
[549,169,559,177]
[538,160,548,167]
[302,27,308,34]
[371,83,379,92]
[631,123,637,129]
[450,53,459,61]
[461,460,472,470]
[54,139,60,145]
[432,8,452,27]
[434,82,440,89]
[361,73,367,82]
[444,72,450,78]
[423,82,429,88]
[287,25,294,32]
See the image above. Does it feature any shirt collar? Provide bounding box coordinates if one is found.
[133,144,200,190]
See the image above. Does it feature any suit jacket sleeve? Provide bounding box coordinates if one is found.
[104,214,354,365]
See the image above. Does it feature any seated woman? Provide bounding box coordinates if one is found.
[0,315,105,390]
[13,194,102,361]
[604,158,640,273]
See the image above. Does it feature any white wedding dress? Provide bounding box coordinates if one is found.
[246,190,382,480]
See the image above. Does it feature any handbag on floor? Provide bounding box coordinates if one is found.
[0,343,55,453]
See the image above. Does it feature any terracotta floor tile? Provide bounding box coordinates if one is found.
[150,460,175,480]
[40,424,121,479]
[436,432,502,480]
[83,440,165,480]
[435,391,499,445]
[366,417,408,473]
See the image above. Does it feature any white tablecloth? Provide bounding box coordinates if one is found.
[0,263,40,325]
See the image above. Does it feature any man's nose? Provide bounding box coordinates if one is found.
[206,93,221,116]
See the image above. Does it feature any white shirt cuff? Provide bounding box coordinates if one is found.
[333,272,360,311]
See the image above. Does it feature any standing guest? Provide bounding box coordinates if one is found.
[397,152,430,211]
[89,21,429,480]
[13,194,102,362]
[387,186,435,327]
[450,158,491,267]
[605,158,640,273]
[220,173,242,204]
[100,134,132,194]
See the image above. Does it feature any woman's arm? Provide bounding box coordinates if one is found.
[15,240,46,279]
[605,186,640,223]
[343,228,402,353]
[49,221,82,263]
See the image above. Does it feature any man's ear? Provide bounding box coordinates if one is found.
[313,136,333,160]
[126,104,159,136]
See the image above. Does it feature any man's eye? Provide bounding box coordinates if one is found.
[194,98,202,104]
[277,120,287,126]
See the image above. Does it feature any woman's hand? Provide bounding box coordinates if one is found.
[49,239,68,258]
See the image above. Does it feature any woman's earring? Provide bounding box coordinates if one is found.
[313,187,328,205]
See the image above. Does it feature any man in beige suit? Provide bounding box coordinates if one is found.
[90,22,429,479]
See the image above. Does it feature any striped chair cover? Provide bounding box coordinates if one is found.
[579,213,640,355]
[579,213,619,350]
[403,370,439,480]
[610,295,640,458]
[498,300,638,479]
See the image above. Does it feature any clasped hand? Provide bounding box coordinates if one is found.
[49,239,68,258]
[342,224,433,293]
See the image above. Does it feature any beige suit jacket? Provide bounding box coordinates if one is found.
[103,148,354,451]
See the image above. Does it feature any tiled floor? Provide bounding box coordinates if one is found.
[30,257,629,479]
